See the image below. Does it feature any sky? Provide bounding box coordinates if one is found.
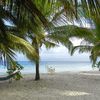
[16,38,90,62]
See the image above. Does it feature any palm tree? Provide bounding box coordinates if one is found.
[53,0,100,67]
[70,17,100,67]
[0,2,39,75]
[64,1,100,67]
[28,26,73,80]
[25,0,79,80]
[0,27,38,69]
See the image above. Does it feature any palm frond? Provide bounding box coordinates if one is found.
[43,40,58,49]
[92,17,100,39]
[71,45,93,55]
[47,32,73,51]
[8,33,38,61]
[49,25,94,41]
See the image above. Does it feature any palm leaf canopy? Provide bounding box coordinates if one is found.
[70,16,100,65]
[1,0,49,26]
[0,32,38,65]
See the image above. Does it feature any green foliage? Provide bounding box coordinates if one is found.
[71,45,93,55]
[93,61,100,70]
[70,16,100,66]
[7,61,23,80]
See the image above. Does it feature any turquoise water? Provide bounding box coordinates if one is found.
[0,61,93,74]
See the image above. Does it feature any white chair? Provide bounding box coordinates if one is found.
[46,65,55,74]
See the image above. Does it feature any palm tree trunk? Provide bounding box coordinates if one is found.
[35,60,40,80]
[34,38,40,80]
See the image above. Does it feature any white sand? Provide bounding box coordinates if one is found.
[0,71,100,100]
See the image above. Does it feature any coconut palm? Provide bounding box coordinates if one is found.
[0,27,38,68]
[65,0,100,66]
[0,0,51,65]
[28,25,73,80]
[59,0,100,68]
[25,0,80,80]
[70,17,100,67]
[0,3,39,75]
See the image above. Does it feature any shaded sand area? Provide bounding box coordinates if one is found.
[0,71,100,100]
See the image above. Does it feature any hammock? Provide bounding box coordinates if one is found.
[0,70,19,81]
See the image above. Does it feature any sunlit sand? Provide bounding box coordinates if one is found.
[0,71,100,100]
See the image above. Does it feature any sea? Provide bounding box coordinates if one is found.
[0,61,95,75]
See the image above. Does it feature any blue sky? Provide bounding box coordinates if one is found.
[16,39,90,61]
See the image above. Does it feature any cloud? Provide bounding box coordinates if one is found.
[40,45,90,61]
[16,39,90,61]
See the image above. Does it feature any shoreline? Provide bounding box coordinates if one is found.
[0,69,99,75]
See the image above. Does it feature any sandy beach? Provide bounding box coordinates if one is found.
[0,71,100,100]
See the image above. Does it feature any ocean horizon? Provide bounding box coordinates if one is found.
[0,61,95,75]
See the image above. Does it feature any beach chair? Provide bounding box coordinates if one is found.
[46,65,55,74]
[0,70,19,81]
